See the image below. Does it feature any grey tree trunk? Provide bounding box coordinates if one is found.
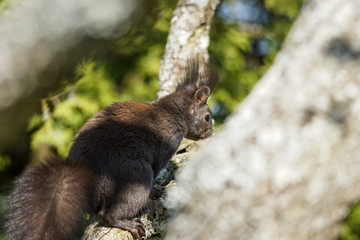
[165,0,360,239]
[157,0,220,98]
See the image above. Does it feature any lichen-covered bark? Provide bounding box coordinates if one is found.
[158,0,220,98]
[165,0,360,239]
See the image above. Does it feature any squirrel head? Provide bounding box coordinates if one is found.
[176,57,219,140]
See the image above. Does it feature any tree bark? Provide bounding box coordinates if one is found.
[165,0,360,239]
[157,0,220,98]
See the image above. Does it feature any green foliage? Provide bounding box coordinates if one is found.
[117,46,162,102]
[29,62,119,158]
[341,202,360,240]
[0,154,11,173]
[0,0,12,14]
[0,194,6,240]
[209,0,300,120]
[264,0,306,20]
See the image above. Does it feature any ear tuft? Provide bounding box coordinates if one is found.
[176,56,219,95]
[176,58,199,92]
[195,86,210,105]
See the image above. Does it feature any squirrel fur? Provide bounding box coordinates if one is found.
[5,58,218,240]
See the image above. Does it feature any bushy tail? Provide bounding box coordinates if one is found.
[5,158,96,240]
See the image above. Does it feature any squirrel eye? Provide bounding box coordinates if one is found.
[204,114,211,122]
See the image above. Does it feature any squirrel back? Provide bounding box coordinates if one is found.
[5,58,218,240]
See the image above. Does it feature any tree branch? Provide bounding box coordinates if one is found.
[158,0,220,98]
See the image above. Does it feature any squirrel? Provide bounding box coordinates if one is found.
[5,58,218,240]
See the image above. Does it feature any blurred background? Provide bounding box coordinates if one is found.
[1,0,358,239]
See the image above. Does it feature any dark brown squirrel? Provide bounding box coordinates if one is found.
[5,58,218,240]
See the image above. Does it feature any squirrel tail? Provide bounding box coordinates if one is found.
[5,158,96,240]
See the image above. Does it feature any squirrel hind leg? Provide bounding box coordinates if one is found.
[98,180,151,239]
[97,171,153,239]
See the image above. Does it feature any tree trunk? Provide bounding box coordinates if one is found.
[157,0,220,98]
[165,0,360,239]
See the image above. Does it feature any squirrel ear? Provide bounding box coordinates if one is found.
[194,86,210,105]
